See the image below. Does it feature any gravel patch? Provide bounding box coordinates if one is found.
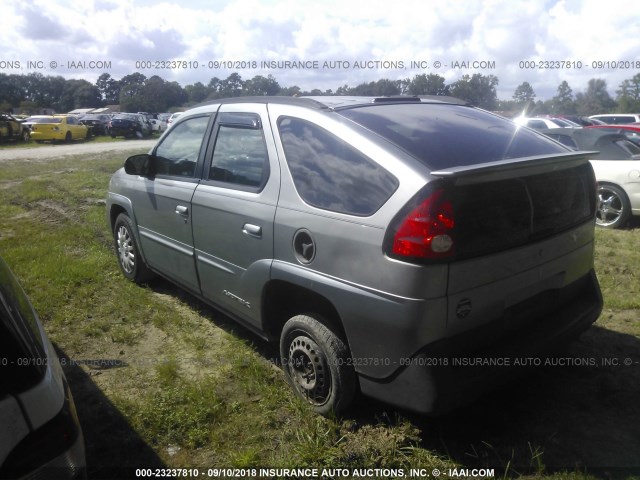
[0,139,157,162]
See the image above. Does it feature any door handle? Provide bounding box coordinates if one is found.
[175,205,189,216]
[242,223,262,238]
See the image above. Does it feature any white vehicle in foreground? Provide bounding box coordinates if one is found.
[0,256,86,479]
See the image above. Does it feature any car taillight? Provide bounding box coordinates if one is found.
[386,184,455,262]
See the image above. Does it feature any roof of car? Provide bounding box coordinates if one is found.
[195,95,469,111]
[589,113,640,118]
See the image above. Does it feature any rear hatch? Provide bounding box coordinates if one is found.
[111,118,132,128]
[339,101,600,338]
[431,154,598,337]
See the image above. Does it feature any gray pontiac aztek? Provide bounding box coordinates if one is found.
[107,96,603,415]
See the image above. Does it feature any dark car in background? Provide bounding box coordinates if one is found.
[109,113,152,139]
[0,256,86,479]
[79,113,112,136]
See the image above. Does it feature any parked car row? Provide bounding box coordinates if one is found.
[1,111,183,143]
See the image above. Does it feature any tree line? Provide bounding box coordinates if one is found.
[1,70,639,116]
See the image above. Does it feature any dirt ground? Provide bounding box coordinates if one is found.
[0,138,156,162]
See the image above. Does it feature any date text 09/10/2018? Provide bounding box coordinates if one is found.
[129,60,498,70]
[134,467,496,478]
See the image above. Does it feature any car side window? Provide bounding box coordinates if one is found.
[155,115,210,177]
[278,117,398,216]
[209,118,269,189]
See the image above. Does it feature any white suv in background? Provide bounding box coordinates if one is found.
[589,113,640,125]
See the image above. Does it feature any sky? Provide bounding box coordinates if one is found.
[1,0,639,101]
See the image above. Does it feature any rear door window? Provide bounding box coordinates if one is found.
[208,113,269,190]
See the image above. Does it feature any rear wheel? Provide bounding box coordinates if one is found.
[280,314,356,416]
[65,131,72,143]
[596,184,631,229]
[113,213,154,283]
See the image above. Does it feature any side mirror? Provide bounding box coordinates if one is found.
[124,154,155,177]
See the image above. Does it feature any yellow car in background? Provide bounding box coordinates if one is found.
[30,115,89,143]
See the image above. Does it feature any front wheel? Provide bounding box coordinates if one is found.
[113,213,154,283]
[21,129,30,142]
[596,184,631,229]
[280,314,356,416]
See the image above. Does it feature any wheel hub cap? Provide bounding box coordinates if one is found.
[288,336,329,405]
[597,189,623,226]
[117,226,135,273]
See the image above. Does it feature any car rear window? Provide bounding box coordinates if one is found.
[338,103,568,170]
[454,162,596,259]
[278,117,398,216]
[29,118,62,124]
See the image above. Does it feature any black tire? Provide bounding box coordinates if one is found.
[280,314,356,416]
[65,131,72,143]
[596,183,631,229]
[113,213,154,283]
[21,129,30,142]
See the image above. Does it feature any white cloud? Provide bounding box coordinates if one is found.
[1,0,638,101]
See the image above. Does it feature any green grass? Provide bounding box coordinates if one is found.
[594,227,640,313]
[0,148,638,479]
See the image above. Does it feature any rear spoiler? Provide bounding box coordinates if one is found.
[430,151,598,184]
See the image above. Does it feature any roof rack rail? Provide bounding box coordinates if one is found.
[371,96,421,103]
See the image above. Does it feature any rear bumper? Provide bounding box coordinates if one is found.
[31,131,65,141]
[110,127,136,136]
[359,269,602,414]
